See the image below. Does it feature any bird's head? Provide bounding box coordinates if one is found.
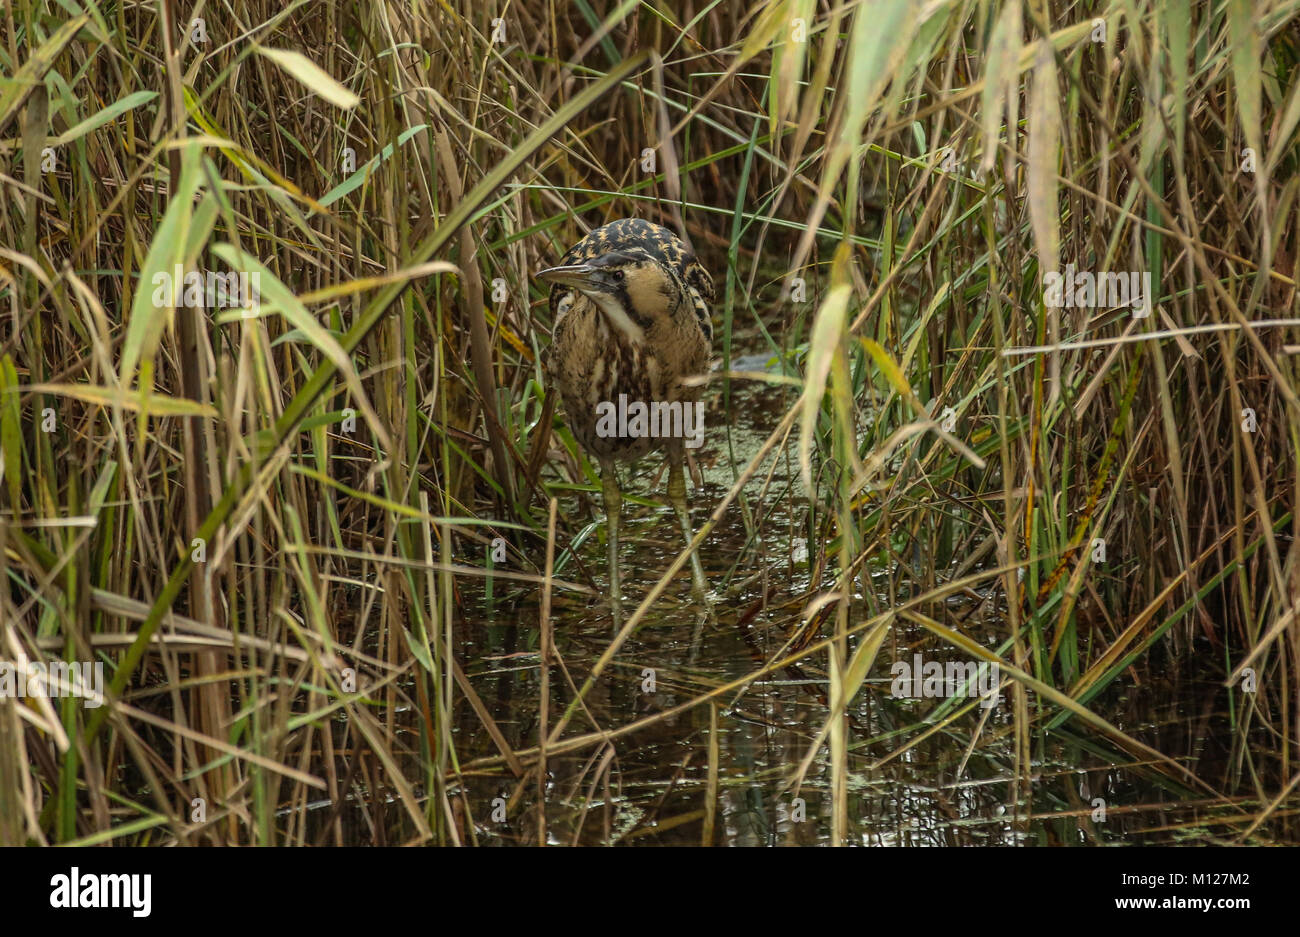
[538,250,686,343]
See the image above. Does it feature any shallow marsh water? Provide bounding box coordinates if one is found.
[435,360,1266,846]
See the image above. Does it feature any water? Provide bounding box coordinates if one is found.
[426,365,1273,846]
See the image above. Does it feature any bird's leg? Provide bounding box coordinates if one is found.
[668,452,712,607]
[600,459,623,626]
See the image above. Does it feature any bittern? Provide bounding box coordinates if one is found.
[538,218,714,624]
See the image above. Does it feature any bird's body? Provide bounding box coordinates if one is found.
[538,219,714,621]
[545,220,712,461]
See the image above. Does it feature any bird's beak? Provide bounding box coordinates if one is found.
[536,263,598,289]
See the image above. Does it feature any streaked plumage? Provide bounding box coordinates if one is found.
[544,223,712,461]
[546,218,714,341]
[538,218,714,622]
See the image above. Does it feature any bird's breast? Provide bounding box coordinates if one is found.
[548,296,707,460]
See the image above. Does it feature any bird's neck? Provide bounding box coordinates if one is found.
[589,292,646,344]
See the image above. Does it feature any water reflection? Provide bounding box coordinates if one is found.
[422,355,1272,846]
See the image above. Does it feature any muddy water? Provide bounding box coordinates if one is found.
[444,356,1265,846]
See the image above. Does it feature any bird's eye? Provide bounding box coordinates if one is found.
[610,270,624,282]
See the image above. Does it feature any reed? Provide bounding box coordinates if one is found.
[0,0,1297,845]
